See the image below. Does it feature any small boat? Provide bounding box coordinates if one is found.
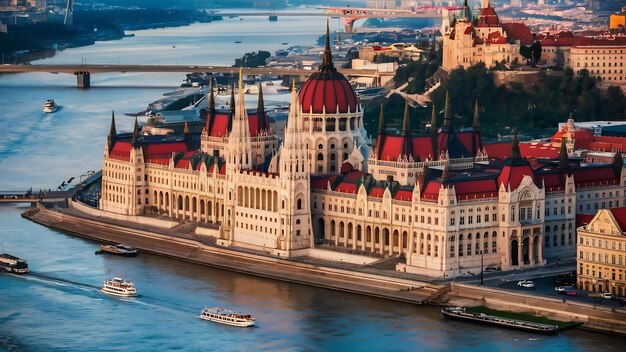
[199,307,255,327]
[441,307,558,335]
[43,100,58,113]
[282,42,288,45]
[234,41,242,43]
[0,253,29,274]
[101,278,137,297]
[96,244,138,257]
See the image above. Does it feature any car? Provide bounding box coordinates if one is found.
[565,290,578,296]
[602,292,614,300]
[517,280,535,288]
[555,285,575,292]
[484,265,502,272]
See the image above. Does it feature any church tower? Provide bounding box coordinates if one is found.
[277,81,314,255]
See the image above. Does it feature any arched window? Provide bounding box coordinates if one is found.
[297,199,302,210]
[317,153,324,161]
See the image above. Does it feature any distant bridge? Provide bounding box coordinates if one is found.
[0,191,72,204]
[213,6,463,32]
[0,64,385,88]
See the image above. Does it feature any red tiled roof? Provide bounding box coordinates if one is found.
[109,141,131,162]
[422,181,441,201]
[498,163,534,190]
[576,213,595,228]
[335,182,357,194]
[478,6,499,26]
[484,142,511,160]
[379,136,404,161]
[298,68,358,114]
[412,136,435,161]
[453,179,498,200]
[572,166,618,188]
[394,190,413,202]
[206,112,231,137]
[311,175,335,190]
[369,188,385,198]
[540,173,565,193]
[609,208,626,232]
[501,22,534,45]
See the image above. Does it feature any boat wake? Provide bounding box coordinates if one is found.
[13,272,100,294]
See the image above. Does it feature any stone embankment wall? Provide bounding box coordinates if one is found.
[25,204,440,304]
[446,283,626,335]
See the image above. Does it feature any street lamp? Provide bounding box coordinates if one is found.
[480,250,484,286]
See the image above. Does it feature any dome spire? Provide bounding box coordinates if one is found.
[228,82,235,132]
[320,18,334,70]
[208,77,215,115]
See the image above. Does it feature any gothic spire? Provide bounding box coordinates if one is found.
[131,116,140,148]
[473,99,480,129]
[320,18,334,70]
[228,82,235,132]
[430,104,438,161]
[613,151,624,176]
[109,111,117,138]
[257,83,266,131]
[443,91,451,129]
[401,101,410,136]
[377,103,385,136]
[430,104,437,135]
[208,78,215,115]
[511,129,521,159]
[558,137,568,170]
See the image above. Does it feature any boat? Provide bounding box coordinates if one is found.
[101,278,137,297]
[234,41,242,43]
[0,254,29,274]
[441,307,558,335]
[96,244,138,257]
[43,99,58,113]
[198,307,255,327]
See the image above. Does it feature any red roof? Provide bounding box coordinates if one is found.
[484,142,511,160]
[412,136,436,161]
[501,22,534,46]
[453,179,498,200]
[394,190,413,202]
[572,167,618,189]
[478,6,500,26]
[540,173,565,193]
[311,175,335,190]
[576,213,595,228]
[422,181,441,201]
[379,136,404,161]
[498,163,534,189]
[369,188,385,198]
[247,112,269,137]
[206,112,231,137]
[298,68,358,114]
[144,142,188,158]
[609,208,626,232]
[109,141,131,162]
[335,182,357,194]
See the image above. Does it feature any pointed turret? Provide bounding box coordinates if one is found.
[473,99,480,129]
[613,151,624,176]
[511,129,521,159]
[472,99,480,155]
[228,83,235,132]
[401,101,413,158]
[375,103,386,158]
[460,0,472,21]
[131,117,140,149]
[107,111,117,152]
[320,18,334,70]
[558,137,568,170]
[442,91,452,130]
[257,83,267,132]
[377,103,385,136]
[208,78,215,115]
[401,101,410,136]
[430,104,438,161]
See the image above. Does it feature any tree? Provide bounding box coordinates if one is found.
[233,51,271,68]
[530,41,542,66]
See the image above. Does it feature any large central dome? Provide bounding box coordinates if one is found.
[298,22,358,114]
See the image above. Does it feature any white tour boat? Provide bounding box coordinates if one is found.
[199,307,255,327]
[101,278,137,297]
[43,99,58,113]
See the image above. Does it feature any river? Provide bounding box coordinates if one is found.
[1,10,626,352]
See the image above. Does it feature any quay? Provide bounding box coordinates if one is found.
[21,202,626,336]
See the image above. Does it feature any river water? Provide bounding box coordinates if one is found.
[1,10,626,352]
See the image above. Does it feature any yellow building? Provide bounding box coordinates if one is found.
[610,7,626,31]
[577,208,626,297]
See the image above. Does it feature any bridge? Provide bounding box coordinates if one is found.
[212,5,463,33]
[0,190,73,204]
[0,64,385,88]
